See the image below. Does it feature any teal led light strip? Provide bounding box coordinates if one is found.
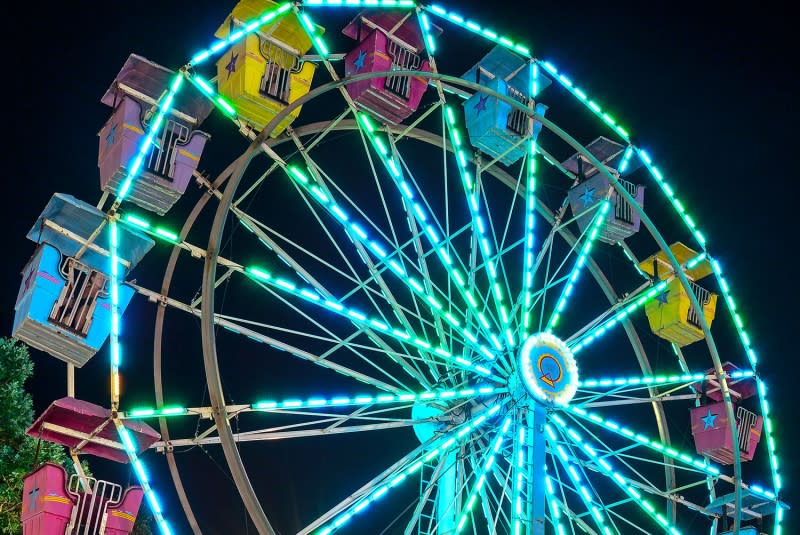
[455,417,512,532]
[355,114,503,355]
[280,165,497,363]
[115,423,173,535]
[756,378,782,495]
[252,385,502,411]
[418,10,437,53]
[118,74,185,200]
[566,406,721,475]
[636,148,706,248]
[425,5,530,56]
[522,74,539,336]
[570,280,668,354]
[245,265,497,379]
[578,372,710,389]
[304,0,415,6]
[442,105,514,346]
[547,201,610,332]
[550,415,681,535]
[189,2,292,66]
[185,72,238,118]
[317,403,503,534]
[710,259,757,366]
[618,146,634,174]
[545,426,614,534]
[511,420,525,535]
[537,60,629,142]
[298,10,329,57]
[544,474,567,535]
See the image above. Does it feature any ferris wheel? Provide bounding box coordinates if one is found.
[13,1,788,534]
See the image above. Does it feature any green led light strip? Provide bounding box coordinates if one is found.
[252,385,502,410]
[298,9,329,57]
[455,417,512,532]
[565,406,721,476]
[569,280,668,354]
[245,265,498,379]
[115,422,174,534]
[547,201,610,332]
[578,372,709,389]
[442,105,514,346]
[636,148,706,248]
[546,428,614,533]
[354,114,504,355]
[549,415,681,534]
[304,0,415,6]
[280,164,498,363]
[426,4,530,56]
[318,403,504,534]
[189,3,293,66]
[538,60,629,142]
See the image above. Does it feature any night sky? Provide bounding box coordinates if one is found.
[4,1,798,533]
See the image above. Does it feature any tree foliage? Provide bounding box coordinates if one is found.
[0,339,73,534]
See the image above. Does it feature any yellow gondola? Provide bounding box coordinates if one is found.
[639,242,718,347]
[215,0,323,136]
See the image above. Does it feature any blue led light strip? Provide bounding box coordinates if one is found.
[636,148,706,249]
[305,0,415,6]
[317,403,504,534]
[351,115,505,356]
[189,2,293,66]
[550,415,682,534]
[297,9,330,57]
[455,417,512,532]
[546,201,610,333]
[545,426,614,534]
[578,372,710,389]
[537,60,629,142]
[417,10,437,53]
[425,4,530,56]
[185,72,238,118]
[521,70,539,337]
[252,385,502,410]
[544,474,567,535]
[115,421,174,535]
[280,164,498,363]
[569,280,668,354]
[565,407,721,476]
[245,266,499,379]
[442,105,514,346]
[117,74,185,200]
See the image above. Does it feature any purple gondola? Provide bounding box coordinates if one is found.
[98,54,212,215]
[343,11,441,124]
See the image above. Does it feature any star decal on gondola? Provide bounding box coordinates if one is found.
[105,124,118,146]
[701,408,719,430]
[578,184,595,206]
[225,53,239,79]
[473,94,489,114]
[27,487,39,511]
[353,50,367,71]
[655,289,669,305]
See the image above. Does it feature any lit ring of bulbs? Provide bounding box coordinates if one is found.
[518,332,579,405]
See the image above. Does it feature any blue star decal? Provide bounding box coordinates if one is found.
[655,289,669,305]
[105,124,118,146]
[28,487,39,511]
[577,185,595,206]
[473,94,489,114]
[353,50,367,72]
[701,408,718,430]
[225,53,238,79]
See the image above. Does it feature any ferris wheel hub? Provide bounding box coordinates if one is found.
[517,332,579,406]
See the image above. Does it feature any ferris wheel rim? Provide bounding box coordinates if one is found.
[142,94,736,532]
